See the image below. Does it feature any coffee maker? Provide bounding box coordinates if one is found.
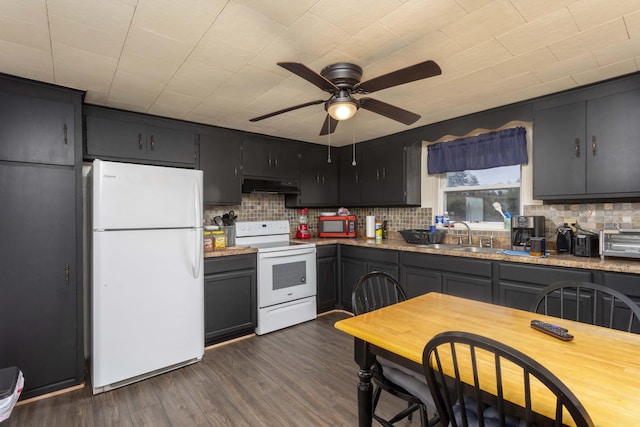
[511,216,545,251]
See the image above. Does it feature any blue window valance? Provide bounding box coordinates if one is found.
[427,127,528,174]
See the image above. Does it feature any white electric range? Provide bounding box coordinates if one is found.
[235,221,317,335]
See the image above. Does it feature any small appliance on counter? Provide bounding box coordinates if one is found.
[600,229,640,259]
[296,208,311,239]
[556,224,574,254]
[573,229,599,257]
[511,215,545,251]
[318,214,357,238]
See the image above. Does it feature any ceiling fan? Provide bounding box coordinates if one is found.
[249,60,442,135]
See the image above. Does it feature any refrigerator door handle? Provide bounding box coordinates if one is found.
[194,178,202,226]
[193,228,202,279]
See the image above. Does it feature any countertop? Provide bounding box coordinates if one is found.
[205,237,640,275]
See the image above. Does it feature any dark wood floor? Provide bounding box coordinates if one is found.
[8,312,419,426]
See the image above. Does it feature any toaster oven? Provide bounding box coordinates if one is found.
[600,229,640,259]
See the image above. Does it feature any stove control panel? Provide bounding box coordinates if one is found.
[235,220,290,238]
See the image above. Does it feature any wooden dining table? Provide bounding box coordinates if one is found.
[334,292,640,427]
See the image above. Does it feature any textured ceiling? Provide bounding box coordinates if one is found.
[2,0,640,146]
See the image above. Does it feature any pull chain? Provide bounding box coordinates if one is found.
[352,121,357,166]
[327,119,332,163]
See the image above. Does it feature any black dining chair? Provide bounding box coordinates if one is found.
[422,331,594,427]
[352,271,438,427]
[530,280,640,333]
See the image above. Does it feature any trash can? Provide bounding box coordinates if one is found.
[0,367,23,425]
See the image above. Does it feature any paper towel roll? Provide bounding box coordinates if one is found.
[365,216,376,238]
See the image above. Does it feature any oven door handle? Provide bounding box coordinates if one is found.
[258,247,316,259]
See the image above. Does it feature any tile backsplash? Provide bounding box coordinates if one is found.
[205,193,640,243]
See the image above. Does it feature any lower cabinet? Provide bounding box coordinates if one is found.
[340,246,399,312]
[497,262,592,310]
[204,254,256,346]
[400,252,493,302]
[316,245,338,313]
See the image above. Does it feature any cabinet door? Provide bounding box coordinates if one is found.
[146,125,196,165]
[242,136,271,177]
[401,267,442,299]
[533,102,586,198]
[340,257,368,312]
[442,273,493,303]
[0,163,79,398]
[338,146,361,204]
[271,140,299,179]
[204,268,257,346]
[200,129,242,205]
[85,115,147,160]
[586,89,640,195]
[361,144,405,204]
[317,250,338,313]
[296,144,338,206]
[0,91,75,165]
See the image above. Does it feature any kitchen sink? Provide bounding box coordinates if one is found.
[452,246,501,254]
[415,243,460,250]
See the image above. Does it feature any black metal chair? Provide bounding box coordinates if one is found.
[422,331,594,427]
[530,281,640,333]
[352,271,438,427]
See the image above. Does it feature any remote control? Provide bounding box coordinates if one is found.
[530,320,574,341]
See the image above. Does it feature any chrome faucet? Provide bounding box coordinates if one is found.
[450,221,472,245]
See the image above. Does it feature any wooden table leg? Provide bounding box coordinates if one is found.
[354,338,375,427]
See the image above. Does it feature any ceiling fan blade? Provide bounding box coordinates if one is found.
[249,99,325,122]
[359,97,420,125]
[278,62,339,93]
[356,60,442,93]
[319,115,339,135]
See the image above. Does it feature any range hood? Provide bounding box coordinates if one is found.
[241,178,300,195]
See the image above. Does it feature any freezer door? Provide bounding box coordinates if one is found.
[92,228,204,391]
[93,160,202,230]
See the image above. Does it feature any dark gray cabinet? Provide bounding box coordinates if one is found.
[199,127,243,205]
[340,246,398,312]
[338,138,421,207]
[400,252,492,302]
[242,135,298,180]
[533,77,640,200]
[497,262,592,310]
[0,75,83,399]
[316,245,338,313]
[0,90,75,165]
[285,143,338,208]
[84,106,197,167]
[204,254,257,345]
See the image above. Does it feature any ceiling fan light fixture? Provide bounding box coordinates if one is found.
[327,94,359,121]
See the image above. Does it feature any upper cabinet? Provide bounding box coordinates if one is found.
[84,105,197,167]
[0,84,76,166]
[199,127,243,205]
[242,135,298,180]
[285,143,338,208]
[338,138,421,207]
[533,75,640,200]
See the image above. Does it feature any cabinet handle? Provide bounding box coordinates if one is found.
[150,135,155,150]
[275,155,278,168]
[65,263,70,285]
[382,167,386,180]
[138,133,143,149]
[575,138,580,157]
[234,163,238,176]
[268,154,272,168]
[376,169,380,181]
[592,135,597,156]
[63,124,68,145]
[322,174,325,184]
[316,172,320,183]
[355,171,359,183]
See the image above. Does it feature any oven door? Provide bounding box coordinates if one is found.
[257,247,316,308]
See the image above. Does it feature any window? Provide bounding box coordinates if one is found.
[442,165,520,224]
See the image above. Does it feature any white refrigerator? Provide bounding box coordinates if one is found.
[91,160,204,394]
